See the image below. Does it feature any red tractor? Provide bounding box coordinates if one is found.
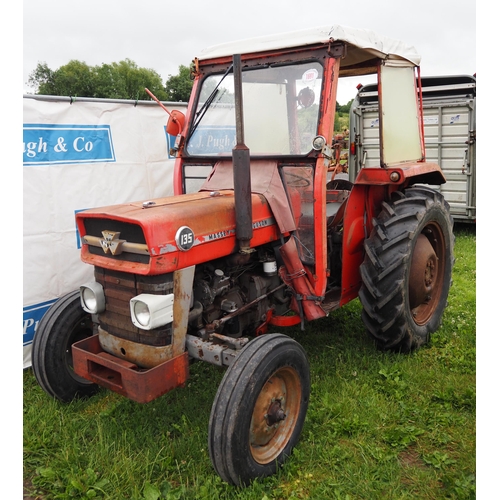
[32,25,454,486]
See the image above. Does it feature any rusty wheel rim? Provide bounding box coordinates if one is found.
[408,222,446,325]
[249,366,301,464]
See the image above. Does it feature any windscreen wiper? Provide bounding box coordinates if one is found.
[189,64,234,139]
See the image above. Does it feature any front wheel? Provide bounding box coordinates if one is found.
[31,290,98,402]
[208,333,310,486]
[359,186,455,352]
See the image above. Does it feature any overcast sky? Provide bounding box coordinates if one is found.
[23,0,476,105]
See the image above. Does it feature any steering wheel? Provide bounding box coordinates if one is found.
[297,87,315,108]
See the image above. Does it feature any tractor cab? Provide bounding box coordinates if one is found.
[169,25,442,307]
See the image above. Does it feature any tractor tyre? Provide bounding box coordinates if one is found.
[359,186,454,353]
[31,290,98,402]
[208,333,310,486]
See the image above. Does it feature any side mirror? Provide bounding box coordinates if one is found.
[166,110,186,136]
[144,88,187,140]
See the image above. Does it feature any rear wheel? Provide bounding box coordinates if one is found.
[31,290,98,402]
[208,333,310,486]
[359,186,454,352]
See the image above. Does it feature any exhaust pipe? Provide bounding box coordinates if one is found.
[232,54,253,253]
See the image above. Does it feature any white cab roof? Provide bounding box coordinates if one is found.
[198,25,421,75]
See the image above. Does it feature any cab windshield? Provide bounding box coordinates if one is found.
[186,61,323,156]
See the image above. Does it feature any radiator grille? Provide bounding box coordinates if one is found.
[95,267,173,346]
[83,218,150,264]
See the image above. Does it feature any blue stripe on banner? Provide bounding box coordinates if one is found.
[23,299,58,346]
[23,124,116,165]
[186,126,237,155]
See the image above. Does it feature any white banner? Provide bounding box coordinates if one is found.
[23,95,187,367]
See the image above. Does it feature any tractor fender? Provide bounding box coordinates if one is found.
[354,162,446,187]
[339,161,446,306]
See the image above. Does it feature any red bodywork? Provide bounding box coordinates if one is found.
[76,190,281,275]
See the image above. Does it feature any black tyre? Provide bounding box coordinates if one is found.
[208,333,310,486]
[31,290,98,402]
[359,186,454,352]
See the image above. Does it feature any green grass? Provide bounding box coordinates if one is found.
[23,224,476,499]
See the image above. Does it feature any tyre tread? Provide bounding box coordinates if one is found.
[208,334,309,485]
[359,187,454,352]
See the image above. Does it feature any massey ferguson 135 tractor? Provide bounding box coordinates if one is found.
[32,25,454,486]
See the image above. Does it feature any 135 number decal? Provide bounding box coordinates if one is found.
[175,226,195,251]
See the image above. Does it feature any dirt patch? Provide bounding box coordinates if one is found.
[399,448,427,469]
[23,478,39,500]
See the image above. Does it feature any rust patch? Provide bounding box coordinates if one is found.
[72,335,189,403]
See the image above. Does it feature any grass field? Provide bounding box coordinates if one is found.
[23,224,476,500]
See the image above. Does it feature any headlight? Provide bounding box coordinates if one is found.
[133,301,151,327]
[130,293,174,330]
[80,282,105,314]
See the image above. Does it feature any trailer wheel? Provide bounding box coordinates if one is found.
[208,333,310,486]
[359,186,454,353]
[31,290,98,402]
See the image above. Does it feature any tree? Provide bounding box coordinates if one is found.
[106,59,167,101]
[337,99,353,114]
[165,65,193,102]
[49,60,95,97]
[27,59,168,100]
[27,62,57,95]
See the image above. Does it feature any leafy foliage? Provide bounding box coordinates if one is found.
[27,59,355,112]
[165,65,193,102]
[337,100,353,114]
[334,100,353,132]
[27,59,168,100]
